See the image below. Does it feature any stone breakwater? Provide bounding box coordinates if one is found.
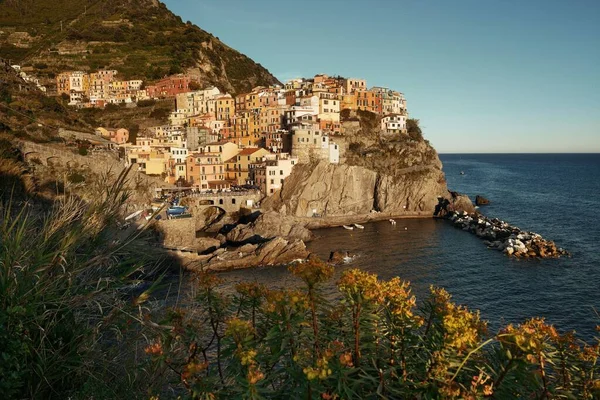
[447,211,570,259]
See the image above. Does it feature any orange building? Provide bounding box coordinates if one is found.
[356,90,382,114]
[186,152,225,190]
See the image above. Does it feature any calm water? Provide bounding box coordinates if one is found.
[219,154,600,340]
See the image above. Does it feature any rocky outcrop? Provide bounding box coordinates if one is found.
[448,211,569,259]
[186,237,310,272]
[264,113,475,218]
[263,162,378,217]
[328,251,357,265]
[264,161,474,218]
[226,211,314,243]
[475,195,490,206]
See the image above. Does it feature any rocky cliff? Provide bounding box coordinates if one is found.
[265,111,473,217]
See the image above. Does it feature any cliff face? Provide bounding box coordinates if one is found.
[264,162,378,217]
[265,111,473,217]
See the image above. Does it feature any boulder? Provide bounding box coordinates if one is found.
[226,211,314,244]
[196,237,221,254]
[475,195,490,206]
[197,237,310,272]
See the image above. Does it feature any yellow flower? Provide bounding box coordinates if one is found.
[338,269,382,303]
[289,258,334,288]
[225,318,254,345]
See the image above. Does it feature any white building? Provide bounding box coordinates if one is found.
[69,71,86,92]
[175,87,221,114]
[380,114,407,134]
[170,146,188,164]
[251,153,298,195]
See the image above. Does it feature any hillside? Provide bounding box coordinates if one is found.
[0,0,280,94]
[0,58,90,140]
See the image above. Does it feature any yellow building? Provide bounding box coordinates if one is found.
[225,147,270,185]
[204,141,239,163]
[145,151,170,177]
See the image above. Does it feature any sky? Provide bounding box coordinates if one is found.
[163,0,600,153]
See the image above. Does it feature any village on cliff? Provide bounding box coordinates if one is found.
[25,67,409,196]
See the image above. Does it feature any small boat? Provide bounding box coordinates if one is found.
[167,206,188,216]
[460,171,465,175]
[354,223,364,229]
[125,210,143,221]
[342,225,354,230]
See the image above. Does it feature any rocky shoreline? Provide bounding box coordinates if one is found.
[447,211,570,259]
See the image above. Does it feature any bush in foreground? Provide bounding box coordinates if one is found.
[142,259,600,399]
[0,167,165,399]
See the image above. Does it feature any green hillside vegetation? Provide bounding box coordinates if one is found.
[0,0,280,94]
[0,60,90,141]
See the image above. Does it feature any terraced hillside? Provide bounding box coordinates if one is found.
[0,0,280,94]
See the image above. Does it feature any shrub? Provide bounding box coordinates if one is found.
[77,146,88,156]
[407,118,424,141]
[0,168,164,398]
[137,99,156,108]
[67,172,86,184]
[141,262,600,399]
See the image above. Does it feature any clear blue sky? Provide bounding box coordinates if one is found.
[163,0,599,153]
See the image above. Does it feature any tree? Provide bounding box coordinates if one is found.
[407,118,423,141]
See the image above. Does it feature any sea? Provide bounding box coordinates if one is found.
[218,154,600,340]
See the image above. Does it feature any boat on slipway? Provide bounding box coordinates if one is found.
[354,223,364,229]
[342,225,354,230]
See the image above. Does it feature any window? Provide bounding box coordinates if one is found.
[232,198,236,204]
[280,170,284,175]
[270,179,274,184]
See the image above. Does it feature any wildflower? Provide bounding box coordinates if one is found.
[194,271,223,289]
[441,304,486,352]
[225,318,254,346]
[303,355,333,380]
[263,289,309,316]
[144,342,163,356]
[338,269,381,303]
[247,364,265,385]
[289,258,334,288]
[235,282,267,300]
[339,352,353,367]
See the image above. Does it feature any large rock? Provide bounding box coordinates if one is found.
[264,148,473,217]
[195,237,310,272]
[475,195,490,206]
[196,237,221,254]
[226,211,314,243]
[264,162,378,217]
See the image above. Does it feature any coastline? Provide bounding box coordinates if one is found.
[298,211,432,230]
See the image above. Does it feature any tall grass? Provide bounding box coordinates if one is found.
[0,166,166,399]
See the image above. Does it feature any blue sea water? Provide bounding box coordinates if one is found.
[220,154,600,340]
